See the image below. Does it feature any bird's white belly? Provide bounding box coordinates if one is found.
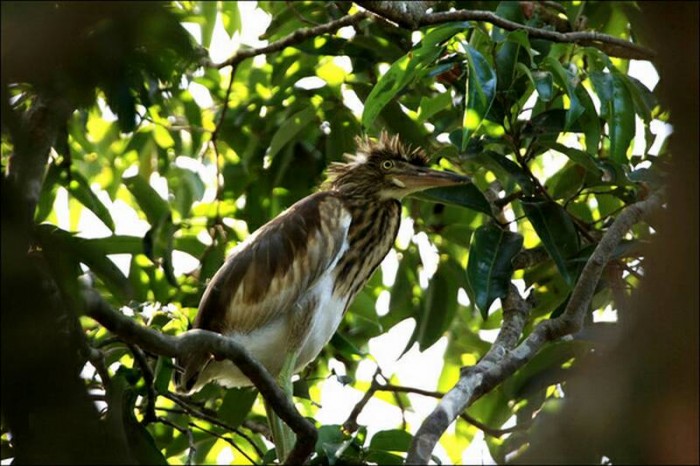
[200,275,346,388]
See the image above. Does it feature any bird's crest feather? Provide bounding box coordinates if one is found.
[324,131,428,188]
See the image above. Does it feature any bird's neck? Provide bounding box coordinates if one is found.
[332,197,402,305]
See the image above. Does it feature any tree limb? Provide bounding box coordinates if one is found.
[360,2,655,60]
[82,287,317,465]
[407,193,661,464]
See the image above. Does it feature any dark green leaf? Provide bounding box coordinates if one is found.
[521,199,580,286]
[65,167,115,231]
[369,429,412,452]
[36,225,134,302]
[167,165,205,218]
[609,73,636,163]
[622,75,657,122]
[545,162,586,200]
[547,143,602,175]
[267,106,317,162]
[362,22,469,129]
[574,83,602,155]
[467,224,524,318]
[480,151,535,195]
[543,57,584,130]
[415,182,492,215]
[462,44,497,150]
[523,109,585,137]
[123,173,170,226]
[409,259,461,350]
[533,70,553,102]
[219,388,258,429]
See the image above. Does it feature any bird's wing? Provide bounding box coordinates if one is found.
[194,192,351,335]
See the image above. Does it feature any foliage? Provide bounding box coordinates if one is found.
[1,1,669,464]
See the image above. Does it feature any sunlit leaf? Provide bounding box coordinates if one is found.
[362,22,470,129]
[462,44,497,150]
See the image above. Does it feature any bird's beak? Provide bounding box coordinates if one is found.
[392,166,470,193]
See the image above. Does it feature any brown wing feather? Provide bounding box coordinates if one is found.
[194,191,350,335]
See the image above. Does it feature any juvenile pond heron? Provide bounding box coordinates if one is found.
[174,132,469,459]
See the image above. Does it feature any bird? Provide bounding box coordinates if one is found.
[173,131,469,458]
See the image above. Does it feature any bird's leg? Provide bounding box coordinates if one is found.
[265,352,297,463]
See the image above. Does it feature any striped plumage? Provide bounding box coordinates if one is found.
[174,132,469,394]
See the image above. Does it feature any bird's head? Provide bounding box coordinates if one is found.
[324,131,469,200]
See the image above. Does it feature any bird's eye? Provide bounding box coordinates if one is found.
[381,160,394,170]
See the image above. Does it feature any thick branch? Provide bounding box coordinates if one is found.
[407,193,661,464]
[82,288,317,465]
[360,3,655,60]
[5,95,74,230]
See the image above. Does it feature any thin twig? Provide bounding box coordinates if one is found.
[215,11,371,69]
[189,422,258,465]
[126,343,157,423]
[161,392,267,457]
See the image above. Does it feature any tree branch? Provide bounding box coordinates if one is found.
[407,193,662,463]
[82,287,317,465]
[360,3,655,60]
[215,11,371,69]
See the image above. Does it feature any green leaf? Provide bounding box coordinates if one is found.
[369,429,412,452]
[545,162,586,200]
[479,150,535,195]
[543,57,584,130]
[410,259,461,350]
[622,75,657,123]
[386,247,420,330]
[36,162,62,223]
[123,173,170,226]
[575,83,602,155]
[462,44,497,150]
[547,142,602,175]
[36,224,134,303]
[65,167,115,231]
[523,109,585,137]
[466,224,523,318]
[417,91,452,123]
[362,22,469,129]
[221,1,241,38]
[108,374,167,465]
[415,182,492,215]
[219,388,258,429]
[200,1,218,48]
[365,451,405,465]
[152,357,173,394]
[609,72,636,164]
[521,199,580,286]
[532,70,554,102]
[267,106,317,162]
[495,30,532,91]
[167,165,205,218]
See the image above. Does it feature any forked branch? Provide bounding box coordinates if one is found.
[82,288,317,465]
[407,193,662,463]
